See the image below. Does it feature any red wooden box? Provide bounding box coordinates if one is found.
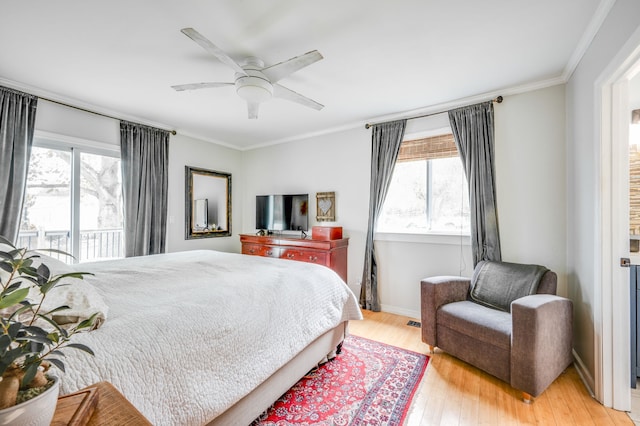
[312,226,343,240]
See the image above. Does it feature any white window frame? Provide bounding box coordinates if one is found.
[374,128,470,244]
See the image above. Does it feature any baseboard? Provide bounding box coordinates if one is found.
[380,304,420,320]
[572,348,596,398]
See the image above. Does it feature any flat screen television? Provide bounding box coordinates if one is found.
[256,194,309,232]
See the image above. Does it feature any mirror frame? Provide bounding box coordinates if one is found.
[185,166,232,239]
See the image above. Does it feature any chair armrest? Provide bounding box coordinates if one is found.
[420,276,470,347]
[510,294,573,397]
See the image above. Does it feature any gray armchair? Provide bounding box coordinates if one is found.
[420,260,573,402]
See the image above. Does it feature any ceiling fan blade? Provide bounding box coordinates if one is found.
[171,82,233,91]
[248,101,259,119]
[273,84,324,111]
[180,28,247,76]
[261,50,323,83]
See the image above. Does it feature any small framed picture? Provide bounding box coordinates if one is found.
[316,191,335,221]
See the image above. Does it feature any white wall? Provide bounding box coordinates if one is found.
[166,133,242,253]
[567,0,640,382]
[241,127,371,295]
[495,85,567,295]
[375,234,473,318]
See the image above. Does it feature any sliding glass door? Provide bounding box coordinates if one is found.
[19,141,123,263]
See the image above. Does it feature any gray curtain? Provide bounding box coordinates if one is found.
[0,87,38,243]
[360,120,406,311]
[120,121,170,257]
[448,101,501,266]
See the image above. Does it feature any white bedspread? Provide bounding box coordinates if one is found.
[58,250,362,425]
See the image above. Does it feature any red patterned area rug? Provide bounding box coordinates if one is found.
[252,335,429,425]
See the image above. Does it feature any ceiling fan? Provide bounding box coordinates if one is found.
[172,28,324,119]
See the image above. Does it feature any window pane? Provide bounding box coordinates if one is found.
[79,152,124,261]
[19,147,72,259]
[378,161,428,232]
[430,157,470,233]
[377,155,470,234]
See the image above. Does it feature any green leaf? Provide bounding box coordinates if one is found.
[47,358,65,372]
[30,248,74,259]
[27,341,45,355]
[36,314,64,335]
[7,322,23,339]
[23,325,48,334]
[7,249,22,258]
[9,304,34,321]
[59,272,93,279]
[18,334,51,346]
[44,305,71,316]
[0,335,12,353]
[65,343,95,356]
[23,326,51,339]
[0,251,13,261]
[4,281,22,292]
[0,288,29,309]
[39,280,57,295]
[75,313,99,331]
[0,262,13,273]
[0,235,15,248]
[36,263,50,285]
[21,362,39,387]
[0,347,24,372]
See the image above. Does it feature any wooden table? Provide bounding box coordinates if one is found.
[52,381,152,426]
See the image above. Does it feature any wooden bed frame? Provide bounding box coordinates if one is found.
[207,321,349,425]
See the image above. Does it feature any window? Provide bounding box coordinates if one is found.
[18,139,124,263]
[377,132,470,234]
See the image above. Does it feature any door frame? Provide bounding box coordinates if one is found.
[597,31,640,410]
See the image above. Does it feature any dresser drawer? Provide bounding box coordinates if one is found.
[242,244,280,258]
[240,234,348,282]
[281,249,328,266]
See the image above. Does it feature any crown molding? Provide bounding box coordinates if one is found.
[171,129,242,151]
[562,0,617,81]
[243,76,568,150]
[241,120,364,151]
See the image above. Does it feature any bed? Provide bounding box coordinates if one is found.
[45,249,362,425]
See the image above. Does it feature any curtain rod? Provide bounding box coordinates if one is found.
[40,96,177,135]
[364,95,503,129]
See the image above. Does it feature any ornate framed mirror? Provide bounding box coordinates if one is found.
[185,166,231,239]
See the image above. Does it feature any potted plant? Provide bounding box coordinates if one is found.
[0,235,97,425]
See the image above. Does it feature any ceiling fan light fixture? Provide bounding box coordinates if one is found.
[235,76,273,103]
[174,29,323,118]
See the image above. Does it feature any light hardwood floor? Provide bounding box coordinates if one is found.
[348,309,633,426]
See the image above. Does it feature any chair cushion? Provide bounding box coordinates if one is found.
[437,301,512,350]
[470,261,548,312]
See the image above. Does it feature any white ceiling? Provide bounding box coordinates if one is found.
[0,0,605,150]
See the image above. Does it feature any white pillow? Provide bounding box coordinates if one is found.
[29,252,109,329]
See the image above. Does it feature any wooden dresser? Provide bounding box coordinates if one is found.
[240,234,348,282]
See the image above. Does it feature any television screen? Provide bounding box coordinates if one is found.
[256,194,309,231]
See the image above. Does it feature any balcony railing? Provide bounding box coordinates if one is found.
[16,229,124,262]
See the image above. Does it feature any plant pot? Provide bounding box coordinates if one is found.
[0,376,59,426]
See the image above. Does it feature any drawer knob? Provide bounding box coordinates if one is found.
[266,251,273,256]
[249,249,256,254]
[287,253,295,259]
[309,256,318,261]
